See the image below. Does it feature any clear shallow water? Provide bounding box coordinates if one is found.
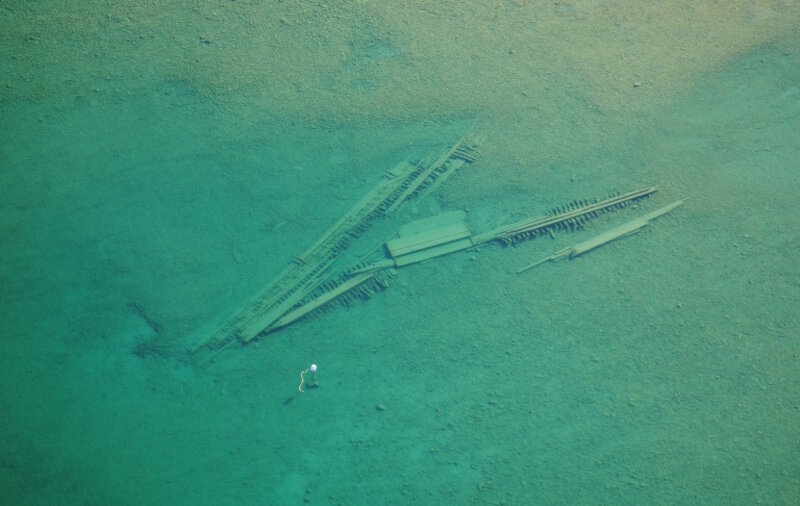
[1,3,799,505]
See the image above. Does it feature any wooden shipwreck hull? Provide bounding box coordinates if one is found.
[191,130,676,364]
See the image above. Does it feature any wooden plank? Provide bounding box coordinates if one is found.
[386,211,470,258]
[387,221,471,258]
[394,237,474,266]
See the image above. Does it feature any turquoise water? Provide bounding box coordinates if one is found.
[2,4,799,505]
